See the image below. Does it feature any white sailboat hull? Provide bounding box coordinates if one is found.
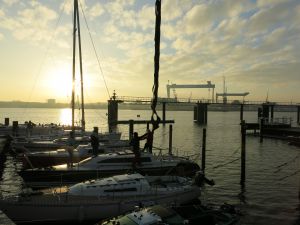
[0,188,201,224]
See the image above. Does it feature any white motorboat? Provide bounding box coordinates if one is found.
[19,150,200,188]
[0,173,203,224]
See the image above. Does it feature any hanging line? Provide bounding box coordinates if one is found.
[150,0,162,132]
[24,0,68,112]
[78,0,111,99]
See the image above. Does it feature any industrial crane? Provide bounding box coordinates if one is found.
[166,81,216,102]
[216,92,250,103]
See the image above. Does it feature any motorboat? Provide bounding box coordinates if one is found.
[0,173,203,224]
[19,150,200,188]
[100,203,240,225]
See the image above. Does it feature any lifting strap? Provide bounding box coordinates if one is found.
[151,0,161,132]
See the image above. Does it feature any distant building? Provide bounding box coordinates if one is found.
[47,99,56,105]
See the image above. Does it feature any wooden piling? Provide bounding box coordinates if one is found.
[4,118,9,126]
[240,104,244,121]
[162,102,166,123]
[259,118,264,143]
[202,128,206,173]
[196,103,208,125]
[296,106,299,124]
[241,120,246,184]
[129,120,134,140]
[270,105,274,122]
[12,121,18,136]
[168,124,173,155]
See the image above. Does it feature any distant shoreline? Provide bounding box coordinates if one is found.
[0,101,297,112]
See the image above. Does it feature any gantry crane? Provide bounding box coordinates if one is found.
[166,81,216,102]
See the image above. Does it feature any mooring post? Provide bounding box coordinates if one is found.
[257,107,262,120]
[168,124,173,155]
[241,120,246,184]
[240,104,244,121]
[204,104,208,124]
[262,104,270,122]
[12,121,18,137]
[297,106,300,125]
[270,105,274,122]
[129,120,134,140]
[259,118,264,143]
[4,118,9,126]
[202,128,206,173]
[162,102,166,124]
[196,103,208,124]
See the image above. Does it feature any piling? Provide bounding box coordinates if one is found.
[12,121,18,137]
[129,120,134,140]
[168,124,173,155]
[162,102,166,123]
[241,120,246,184]
[240,104,244,121]
[259,118,264,143]
[107,92,123,132]
[4,118,9,126]
[262,104,270,122]
[270,105,274,122]
[195,103,208,125]
[257,107,262,119]
[297,106,300,125]
[108,100,118,132]
[202,128,206,173]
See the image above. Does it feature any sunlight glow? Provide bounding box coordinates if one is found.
[59,108,72,125]
[42,63,92,102]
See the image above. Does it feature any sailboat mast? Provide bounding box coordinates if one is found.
[76,0,85,131]
[71,0,77,132]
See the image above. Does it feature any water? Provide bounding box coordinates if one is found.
[0,108,299,224]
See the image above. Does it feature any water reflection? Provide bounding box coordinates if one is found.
[59,108,72,126]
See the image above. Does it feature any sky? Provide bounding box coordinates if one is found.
[0,0,299,103]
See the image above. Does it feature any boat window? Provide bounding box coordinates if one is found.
[104,188,137,192]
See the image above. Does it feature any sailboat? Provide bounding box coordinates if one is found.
[11,0,124,169]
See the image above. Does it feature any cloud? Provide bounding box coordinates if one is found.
[0,9,5,17]
[88,2,104,19]
[247,1,298,35]
[0,32,3,40]
[2,0,19,7]
[161,0,183,21]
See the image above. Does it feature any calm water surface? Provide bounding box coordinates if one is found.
[0,108,299,225]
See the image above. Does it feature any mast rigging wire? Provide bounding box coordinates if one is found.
[25,0,67,109]
[78,0,111,99]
